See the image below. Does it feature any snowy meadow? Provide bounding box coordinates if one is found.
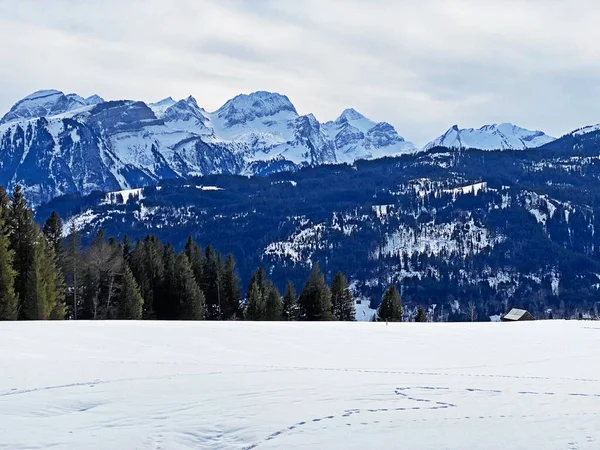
[1,321,599,449]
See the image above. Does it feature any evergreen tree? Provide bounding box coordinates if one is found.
[117,266,144,319]
[0,210,17,320]
[378,285,403,322]
[19,233,63,320]
[43,241,66,320]
[245,281,265,320]
[129,240,148,313]
[248,267,267,295]
[298,263,334,321]
[22,237,46,320]
[331,272,355,321]
[201,246,223,319]
[0,186,10,226]
[41,212,66,319]
[157,243,177,319]
[264,285,283,321]
[221,254,241,320]
[9,185,37,317]
[122,234,132,265]
[415,305,427,322]
[42,211,63,259]
[140,235,165,318]
[282,281,299,321]
[185,236,204,283]
[175,253,205,320]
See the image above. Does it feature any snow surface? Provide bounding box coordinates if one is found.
[1,321,600,449]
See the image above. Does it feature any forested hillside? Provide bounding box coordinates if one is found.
[0,186,363,322]
[34,128,600,321]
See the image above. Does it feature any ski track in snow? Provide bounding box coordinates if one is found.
[4,365,600,449]
[242,386,457,450]
[242,378,600,450]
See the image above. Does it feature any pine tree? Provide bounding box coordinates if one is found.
[175,253,205,320]
[140,235,165,318]
[331,272,355,321]
[122,234,132,265]
[245,281,265,320]
[248,267,267,295]
[9,185,37,317]
[19,233,62,320]
[282,281,299,321]
[264,285,283,321]
[378,285,403,322]
[0,186,10,226]
[221,254,241,320]
[42,211,63,259]
[22,237,46,320]
[157,243,177,319]
[201,246,223,319]
[117,266,144,319]
[185,236,204,283]
[43,240,66,320]
[415,305,427,322]
[299,263,334,321]
[0,209,17,320]
[41,213,66,320]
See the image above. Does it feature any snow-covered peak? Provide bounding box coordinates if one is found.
[0,89,89,124]
[214,91,298,127]
[0,89,102,125]
[66,93,87,107]
[149,97,177,117]
[337,108,366,122]
[161,96,210,134]
[424,123,555,151]
[84,94,105,106]
[22,89,63,101]
[322,109,415,163]
[184,95,199,108]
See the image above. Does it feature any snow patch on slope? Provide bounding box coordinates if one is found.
[374,219,504,259]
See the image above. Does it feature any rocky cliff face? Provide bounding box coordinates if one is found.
[0,90,416,204]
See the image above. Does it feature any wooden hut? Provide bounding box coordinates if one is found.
[502,308,534,322]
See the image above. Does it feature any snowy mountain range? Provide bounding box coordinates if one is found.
[2,88,598,204]
[423,123,556,151]
[0,89,418,204]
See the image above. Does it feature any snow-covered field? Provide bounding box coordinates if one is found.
[1,321,599,449]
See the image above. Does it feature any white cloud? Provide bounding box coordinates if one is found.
[1,0,600,145]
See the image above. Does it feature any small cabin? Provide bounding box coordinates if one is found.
[502,308,534,322]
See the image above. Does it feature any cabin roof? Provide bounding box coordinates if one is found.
[503,308,531,321]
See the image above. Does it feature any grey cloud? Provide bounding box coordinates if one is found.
[1,0,600,145]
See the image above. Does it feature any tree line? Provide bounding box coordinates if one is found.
[0,186,418,322]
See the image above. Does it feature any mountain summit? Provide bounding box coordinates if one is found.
[424,123,555,151]
[215,91,298,127]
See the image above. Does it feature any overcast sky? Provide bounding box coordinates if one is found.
[1,0,600,145]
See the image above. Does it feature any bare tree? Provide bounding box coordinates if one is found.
[86,234,124,319]
[468,301,477,322]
